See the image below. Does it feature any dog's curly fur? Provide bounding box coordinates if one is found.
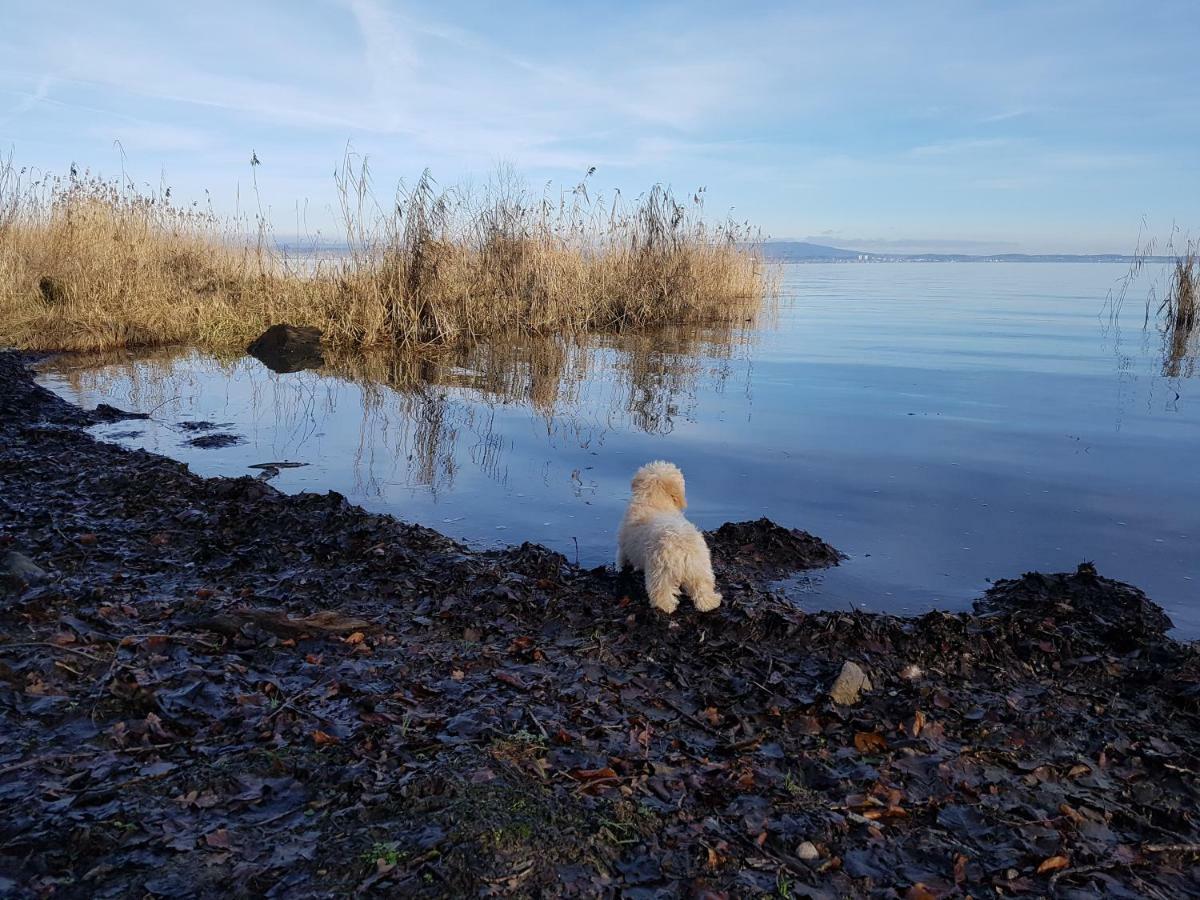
[616,460,722,614]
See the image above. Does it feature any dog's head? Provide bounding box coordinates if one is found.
[630,460,687,511]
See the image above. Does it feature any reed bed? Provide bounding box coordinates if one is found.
[1155,240,1198,377]
[0,156,768,353]
[1163,243,1197,333]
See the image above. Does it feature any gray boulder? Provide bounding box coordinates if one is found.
[247,324,324,374]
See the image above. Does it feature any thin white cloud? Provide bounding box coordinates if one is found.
[1043,151,1150,171]
[978,108,1033,124]
[87,122,214,153]
[0,74,55,129]
[908,138,1026,158]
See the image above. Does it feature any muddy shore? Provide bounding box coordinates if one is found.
[1,351,1198,898]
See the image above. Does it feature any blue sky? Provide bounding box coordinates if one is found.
[1,0,1197,253]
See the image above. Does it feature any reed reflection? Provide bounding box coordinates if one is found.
[48,320,755,496]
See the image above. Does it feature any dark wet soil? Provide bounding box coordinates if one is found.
[176,421,233,434]
[183,433,244,450]
[706,518,845,579]
[1,351,1198,898]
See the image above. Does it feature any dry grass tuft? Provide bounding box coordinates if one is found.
[1165,245,1197,332]
[1158,240,1198,377]
[0,155,769,353]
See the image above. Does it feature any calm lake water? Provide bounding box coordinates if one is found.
[37,263,1200,634]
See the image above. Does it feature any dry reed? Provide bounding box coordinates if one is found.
[1157,240,1198,377]
[0,154,768,353]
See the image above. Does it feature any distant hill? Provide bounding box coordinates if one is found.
[758,241,864,260]
[758,241,1171,264]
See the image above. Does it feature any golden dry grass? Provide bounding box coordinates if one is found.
[0,156,769,353]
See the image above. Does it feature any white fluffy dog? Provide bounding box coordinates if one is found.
[615,461,722,614]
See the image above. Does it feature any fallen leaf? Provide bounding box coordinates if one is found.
[1036,855,1069,875]
[493,671,527,690]
[905,710,926,738]
[205,828,231,850]
[953,853,968,883]
[344,631,366,645]
[570,767,618,782]
[922,721,947,742]
[795,715,822,735]
[194,790,220,809]
[1059,803,1085,825]
[854,731,888,754]
[863,806,907,821]
[312,730,339,746]
[297,611,374,633]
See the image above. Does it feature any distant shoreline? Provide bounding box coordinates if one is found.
[757,240,1165,264]
[768,255,1161,262]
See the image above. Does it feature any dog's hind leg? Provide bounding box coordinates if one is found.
[645,565,680,614]
[685,573,722,612]
[684,552,722,612]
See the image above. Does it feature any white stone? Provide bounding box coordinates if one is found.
[830,660,872,705]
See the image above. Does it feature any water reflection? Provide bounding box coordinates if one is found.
[1159,276,1198,381]
[46,321,755,498]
